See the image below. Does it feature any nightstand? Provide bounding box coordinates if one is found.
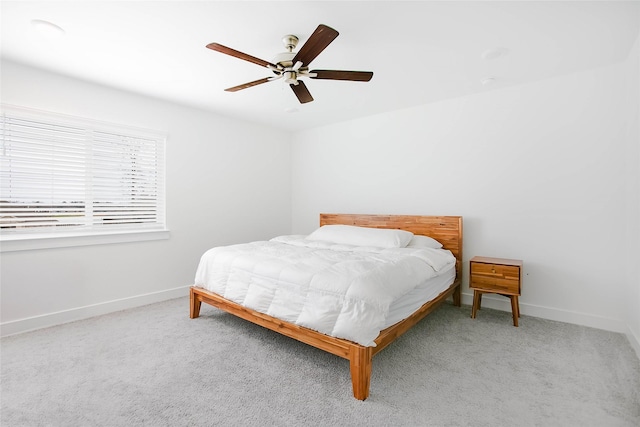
[470,256,523,326]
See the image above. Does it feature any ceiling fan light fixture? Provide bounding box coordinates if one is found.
[284,71,297,85]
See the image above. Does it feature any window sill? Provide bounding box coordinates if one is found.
[0,229,170,252]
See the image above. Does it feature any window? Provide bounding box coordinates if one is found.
[0,105,167,250]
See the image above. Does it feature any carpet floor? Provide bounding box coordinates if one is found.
[2,297,639,426]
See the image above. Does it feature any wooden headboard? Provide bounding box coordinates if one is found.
[319,213,463,280]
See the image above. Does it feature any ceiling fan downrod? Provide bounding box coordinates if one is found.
[282,35,299,52]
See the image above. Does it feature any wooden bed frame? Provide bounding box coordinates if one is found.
[190,213,463,400]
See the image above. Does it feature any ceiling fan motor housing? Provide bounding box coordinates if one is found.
[273,51,295,68]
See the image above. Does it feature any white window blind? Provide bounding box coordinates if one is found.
[0,106,166,237]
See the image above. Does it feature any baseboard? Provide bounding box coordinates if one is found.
[625,326,640,361]
[5,288,637,358]
[460,292,627,334]
[1,286,190,337]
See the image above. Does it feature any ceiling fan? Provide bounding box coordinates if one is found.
[206,24,373,104]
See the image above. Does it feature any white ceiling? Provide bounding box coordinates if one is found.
[2,1,639,132]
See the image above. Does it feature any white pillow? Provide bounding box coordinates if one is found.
[406,235,443,249]
[306,225,414,248]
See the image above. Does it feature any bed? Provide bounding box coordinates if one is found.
[190,213,463,400]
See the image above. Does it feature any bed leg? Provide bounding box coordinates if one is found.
[349,346,373,400]
[190,288,202,319]
[453,283,461,307]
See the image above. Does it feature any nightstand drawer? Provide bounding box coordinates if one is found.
[471,263,520,280]
[470,275,520,293]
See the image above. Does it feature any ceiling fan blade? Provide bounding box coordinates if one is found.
[206,43,278,69]
[225,77,271,92]
[290,81,314,104]
[310,70,373,82]
[292,24,339,67]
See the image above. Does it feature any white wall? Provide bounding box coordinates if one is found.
[291,58,637,334]
[624,34,640,355]
[0,60,292,335]
[3,48,638,349]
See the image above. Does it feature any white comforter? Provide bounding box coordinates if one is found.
[194,235,455,347]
